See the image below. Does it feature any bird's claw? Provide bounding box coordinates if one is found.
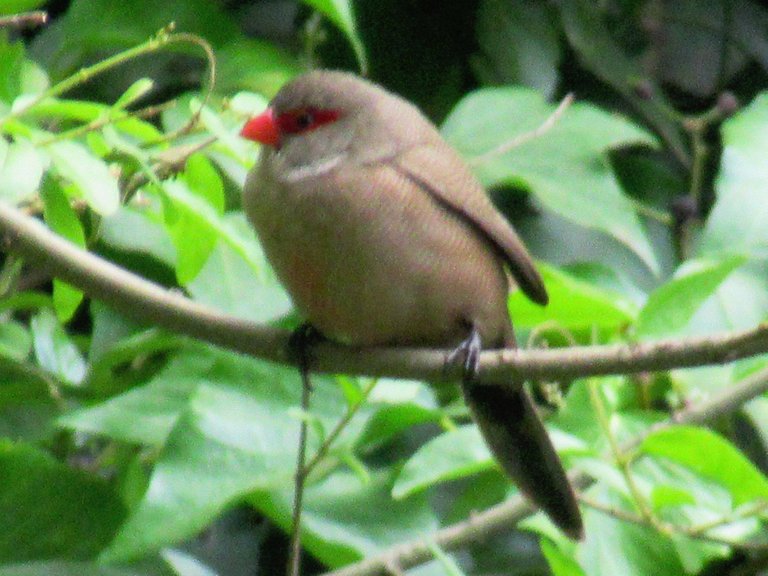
[288,323,323,389]
[446,326,482,384]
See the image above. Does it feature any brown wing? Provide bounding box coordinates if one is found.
[391,143,548,305]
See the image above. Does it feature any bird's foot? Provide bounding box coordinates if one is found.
[446,325,482,384]
[288,322,324,390]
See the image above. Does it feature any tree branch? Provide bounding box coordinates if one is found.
[0,11,48,29]
[1,201,767,386]
[320,364,768,576]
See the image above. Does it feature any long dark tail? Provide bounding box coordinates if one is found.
[462,379,584,540]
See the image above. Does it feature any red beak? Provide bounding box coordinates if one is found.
[240,108,280,147]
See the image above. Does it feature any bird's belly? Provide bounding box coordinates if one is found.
[245,163,510,348]
[269,223,441,346]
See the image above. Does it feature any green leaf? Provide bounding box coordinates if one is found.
[23,99,107,122]
[0,1,48,17]
[185,213,291,323]
[683,262,768,337]
[164,95,256,187]
[0,357,54,406]
[445,471,509,525]
[669,533,730,576]
[162,181,220,284]
[161,549,217,576]
[99,200,176,268]
[41,179,85,321]
[53,280,84,325]
[253,470,438,568]
[636,255,747,338]
[0,291,51,315]
[0,562,142,576]
[113,77,154,109]
[641,426,768,506]
[0,41,24,104]
[442,87,659,272]
[51,0,240,63]
[472,0,560,97]
[160,182,269,286]
[0,320,31,361]
[215,40,302,97]
[649,1,768,98]
[28,99,163,143]
[99,347,370,561]
[540,537,585,576]
[650,485,696,510]
[0,354,59,443]
[0,441,125,562]
[358,379,440,451]
[579,496,686,576]
[508,263,637,330]
[103,380,301,559]
[0,138,44,204]
[86,330,182,399]
[60,350,214,445]
[197,102,251,167]
[161,154,225,283]
[630,457,759,551]
[359,404,440,453]
[301,0,368,73]
[30,309,86,386]
[555,0,688,163]
[228,91,271,117]
[553,378,658,451]
[699,92,768,257]
[19,56,48,97]
[393,426,494,498]
[47,140,119,215]
[87,301,150,364]
[183,154,224,213]
[425,541,465,576]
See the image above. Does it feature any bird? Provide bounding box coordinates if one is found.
[240,70,583,539]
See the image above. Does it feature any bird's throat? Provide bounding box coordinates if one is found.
[280,153,344,183]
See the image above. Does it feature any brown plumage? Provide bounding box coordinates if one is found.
[241,70,583,539]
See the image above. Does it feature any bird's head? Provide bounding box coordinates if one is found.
[240,70,435,170]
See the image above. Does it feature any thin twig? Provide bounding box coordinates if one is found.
[588,379,657,525]
[686,500,768,536]
[288,377,378,573]
[0,254,23,298]
[288,370,312,576]
[469,93,574,166]
[37,100,177,146]
[579,495,645,524]
[629,197,674,226]
[579,496,768,552]
[303,378,379,476]
[152,32,217,143]
[121,135,218,205]
[0,24,216,142]
[0,11,47,28]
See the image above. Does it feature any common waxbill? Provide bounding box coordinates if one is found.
[240,70,583,539]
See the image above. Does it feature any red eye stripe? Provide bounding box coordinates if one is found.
[276,107,341,135]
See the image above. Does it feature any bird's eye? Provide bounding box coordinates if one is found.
[277,107,341,135]
[295,112,314,130]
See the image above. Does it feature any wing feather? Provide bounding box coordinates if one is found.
[392,144,548,305]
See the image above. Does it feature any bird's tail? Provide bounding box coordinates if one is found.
[461,379,584,540]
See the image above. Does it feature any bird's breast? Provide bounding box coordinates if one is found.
[243,157,511,347]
